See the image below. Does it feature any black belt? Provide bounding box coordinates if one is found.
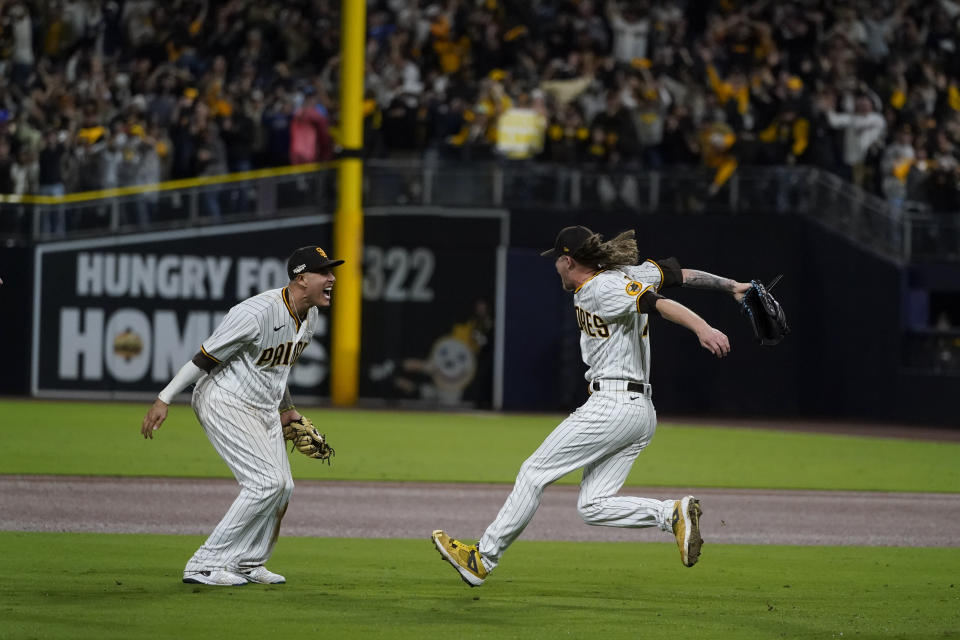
[591,380,651,394]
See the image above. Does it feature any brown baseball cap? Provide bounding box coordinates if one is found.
[540,225,595,258]
[286,246,344,279]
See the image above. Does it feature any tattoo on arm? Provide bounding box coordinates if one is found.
[682,269,735,293]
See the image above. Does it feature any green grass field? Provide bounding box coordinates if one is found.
[2,532,957,640]
[2,399,958,639]
[1,399,958,492]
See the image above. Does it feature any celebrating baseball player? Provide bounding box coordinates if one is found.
[141,245,340,587]
[433,225,753,586]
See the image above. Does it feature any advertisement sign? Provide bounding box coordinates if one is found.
[32,210,505,408]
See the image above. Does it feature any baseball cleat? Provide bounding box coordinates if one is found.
[240,566,286,584]
[672,496,704,567]
[182,570,248,586]
[431,529,488,587]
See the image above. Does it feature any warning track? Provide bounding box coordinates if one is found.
[2,475,958,547]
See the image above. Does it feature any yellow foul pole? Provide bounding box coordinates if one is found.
[332,0,366,406]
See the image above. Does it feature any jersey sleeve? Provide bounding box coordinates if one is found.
[200,305,261,364]
[637,257,683,291]
[594,275,658,318]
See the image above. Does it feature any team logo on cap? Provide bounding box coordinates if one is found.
[316,248,328,258]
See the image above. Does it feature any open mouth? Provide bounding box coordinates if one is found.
[323,286,333,301]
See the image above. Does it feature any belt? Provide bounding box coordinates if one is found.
[590,379,652,396]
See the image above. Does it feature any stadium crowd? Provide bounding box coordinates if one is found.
[1,0,960,214]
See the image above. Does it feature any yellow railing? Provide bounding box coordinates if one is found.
[0,161,338,205]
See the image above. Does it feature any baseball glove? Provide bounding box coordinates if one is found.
[740,275,790,346]
[282,417,335,464]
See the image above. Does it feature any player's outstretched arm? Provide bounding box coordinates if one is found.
[654,297,731,357]
[681,269,751,301]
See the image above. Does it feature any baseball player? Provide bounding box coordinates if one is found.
[141,245,343,586]
[432,225,751,586]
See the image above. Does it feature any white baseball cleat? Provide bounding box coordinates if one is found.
[240,566,286,584]
[671,496,704,567]
[182,570,248,586]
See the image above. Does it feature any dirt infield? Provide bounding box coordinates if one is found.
[3,475,958,547]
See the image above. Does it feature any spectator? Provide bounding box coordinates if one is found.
[262,88,293,168]
[824,93,887,188]
[146,71,181,129]
[495,91,547,160]
[545,102,589,165]
[630,67,670,169]
[6,2,35,89]
[380,85,421,153]
[661,103,699,166]
[881,125,916,208]
[72,127,104,192]
[219,100,255,213]
[194,123,226,219]
[289,89,332,165]
[496,89,548,202]
[131,132,161,226]
[906,141,933,203]
[698,109,738,198]
[606,0,651,64]
[169,89,199,179]
[99,131,123,189]
[0,138,14,194]
[757,103,809,166]
[221,103,256,173]
[0,0,955,219]
[38,129,68,234]
[38,129,67,196]
[11,147,38,194]
[804,90,842,172]
[147,122,173,180]
[587,89,641,206]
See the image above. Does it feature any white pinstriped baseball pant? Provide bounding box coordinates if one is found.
[184,379,293,573]
[478,389,673,567]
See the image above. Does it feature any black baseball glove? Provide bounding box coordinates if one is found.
[740,275,790,346]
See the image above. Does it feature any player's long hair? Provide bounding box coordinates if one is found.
[575,229,638,268]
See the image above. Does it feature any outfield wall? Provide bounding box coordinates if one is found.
[506,209,955,426]
[2,207,956,425]
[16,209,506,410]
[0,245,32,395]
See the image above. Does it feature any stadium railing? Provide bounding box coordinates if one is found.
[1,160,956,263]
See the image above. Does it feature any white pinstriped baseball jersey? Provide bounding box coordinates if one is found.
[573,259,668,384]
[475,258,686,568]
[199,287,319,411]
[184,285,313,577]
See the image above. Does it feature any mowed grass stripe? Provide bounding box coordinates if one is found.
[1,400,957,492]
[0,532,957,640]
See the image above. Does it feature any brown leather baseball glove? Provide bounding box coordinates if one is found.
[282,416,335,464]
